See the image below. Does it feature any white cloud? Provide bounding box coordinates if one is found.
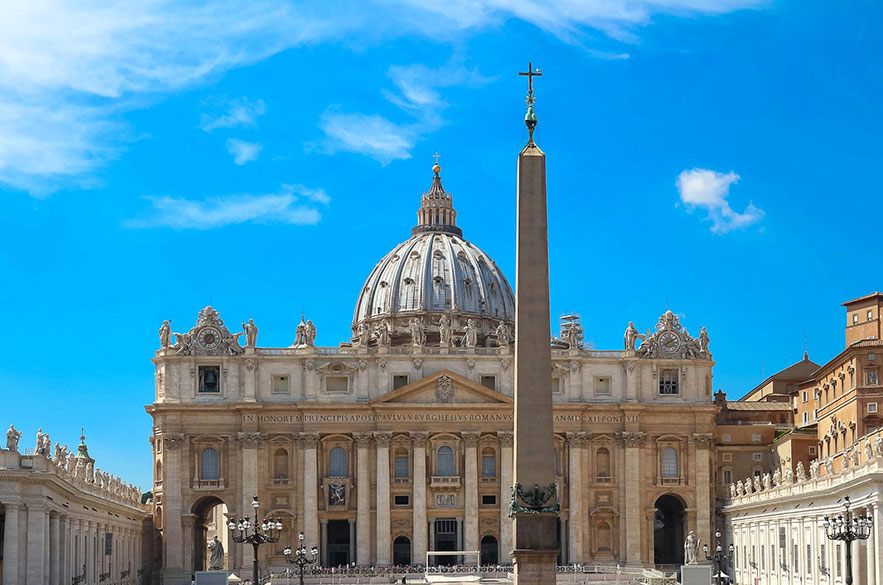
[226,139,263,165]
[201,98,267,131]
[0,0,765,194]
[125,184,329,229]
[676,168,764,234]
[317,110,417,164]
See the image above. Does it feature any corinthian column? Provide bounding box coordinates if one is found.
[237,431,263,569]
[693,433,713,547]
[374,432,393,566]
[411,432,429,564]
[27,502,47,583]
[354,433,373,565]
[49,513,60,585]
[463,431,480,552]
[301,433,320,561]
[498,432,514,561]
[618,431,644,566]
[567,432,588,563]
[161,432,185,573]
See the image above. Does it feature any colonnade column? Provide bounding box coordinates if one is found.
[498,431,514,561]
[865,505,876,585]
[619,431,644,566]
[463,431,479,552]
[302,433,320,563]
[60,515,69,585]
[567,433,587,563]
[2,502,20,585]
[354,433,372,565]
[49,512,60,585]
[374,432,393,566]
[411,432,429,564]
[26,502,47,583]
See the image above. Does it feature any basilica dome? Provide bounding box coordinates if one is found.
[352,164,515,347]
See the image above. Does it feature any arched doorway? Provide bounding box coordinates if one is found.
[192,496,228,574]
[653,495,685,566]
[393,536,411,566]
[480,535,498,565]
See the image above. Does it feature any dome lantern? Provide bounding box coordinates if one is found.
[412,154,462,237]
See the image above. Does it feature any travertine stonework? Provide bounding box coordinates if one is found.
[147,166,717,584]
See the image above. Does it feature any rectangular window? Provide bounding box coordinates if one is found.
[198,365,220,393]
[481,495,496,505]
[753,453,763,461]
[868,310,874,321]
[869,403,878,413]
[594,376,611,395]
[803,412,809,425]
[480,375,496,390]
[551,377,561,393]
[809,446,817,455]
[659,369,679,394]
[394,456,409,479]
[394,495,409,506]
[722,433,731,442]
[481,454,496,478]
[325,376,349,393]
[723,469,732,484]
[752,433,761,442]
[272,375,289,394]
[393,375,409,390]
[722,452,732,462]
[853,314,859,325]
[802,391,808,403]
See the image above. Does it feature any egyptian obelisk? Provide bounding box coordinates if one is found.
[510,62,559,585]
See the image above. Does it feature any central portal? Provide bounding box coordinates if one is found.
[433,519,457,565]
[326,520,351,567]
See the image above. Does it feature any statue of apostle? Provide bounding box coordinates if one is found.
[242,319,258,348]
[158,320,172,349]
[207,535,225,570]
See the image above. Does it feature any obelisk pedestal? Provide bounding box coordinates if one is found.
[510,62,559,585]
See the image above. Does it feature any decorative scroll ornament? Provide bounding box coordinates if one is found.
[170,306,244,356]
[508,482,559,517]
[435,375,454,403]
[634,310,710,360]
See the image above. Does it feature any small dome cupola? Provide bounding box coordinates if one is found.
[412,155,462,237]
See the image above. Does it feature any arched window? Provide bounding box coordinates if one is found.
[329,447,348,477]
[437,446,455,476]
[597,521,612,551]
[481,448,496,478]
[274,448,289,479]
[596,448,611,479]
[661,447,678,479]
[201,448,219,480]
[155,506,163,530]
[155,460,163,483]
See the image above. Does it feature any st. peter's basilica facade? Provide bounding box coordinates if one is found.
[147,165,717,584]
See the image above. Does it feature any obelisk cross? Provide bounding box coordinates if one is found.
[519,62,542,141]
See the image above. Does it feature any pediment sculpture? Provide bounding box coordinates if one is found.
[632,310,711,360]
[168,306,245,356]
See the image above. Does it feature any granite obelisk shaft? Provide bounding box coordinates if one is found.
[511,141,558,584]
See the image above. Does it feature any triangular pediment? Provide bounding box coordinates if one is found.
[373,369,512,405]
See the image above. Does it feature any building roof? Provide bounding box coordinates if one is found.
[726,402,794,411]
[740,354,820,400]
[842,292,883,307]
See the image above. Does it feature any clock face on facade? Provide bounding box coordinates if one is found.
[198,327,222,350]
[658,331,681,353]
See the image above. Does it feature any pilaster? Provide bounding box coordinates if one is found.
[411,431,429,564]
[463,431,480,552]
[354,432,373,565]
[2,501,19,585]
[618,431,644,566]
[693,432,713,547]
[374,432,393,566]
[26,502,47,584]
[302,432,320,563]
[567,432,588,563]
[498,431,514,560]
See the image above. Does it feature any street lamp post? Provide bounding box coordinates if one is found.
[228,495,284,585]
[703,530,734,585]
[283,531,319,585]
[824,496,873,585]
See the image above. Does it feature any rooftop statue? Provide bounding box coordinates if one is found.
[409,317,426,346]
[6,424,22,451]
[623,321,644,351]
[796,461,806,481]
[460,318,477,348]
[242,319,258,348]
[159,320,172,349]
[439,315,452,347]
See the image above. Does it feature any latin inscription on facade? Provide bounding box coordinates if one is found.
[241,413,638,424]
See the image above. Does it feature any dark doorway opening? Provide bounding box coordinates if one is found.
[480,535,498,565]
[393,536,411,566]
[326,520,351,567]
[191,496,227,575]
[433,518,457,565]
[654,494,686,565]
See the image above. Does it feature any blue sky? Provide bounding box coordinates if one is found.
[1,1,881,488]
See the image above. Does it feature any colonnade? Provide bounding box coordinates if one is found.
[1,499,144,585]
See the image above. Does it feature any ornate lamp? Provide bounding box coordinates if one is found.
[283,531,319,585]
[703,530,734,585]
[228,495,283,585]
[823,496,872,585]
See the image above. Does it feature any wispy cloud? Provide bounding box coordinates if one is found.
[0,0,765,194]
[201,98,266,131]
[317,110,417,164]
[125,184,330,229]
[226,139,263,165]
[676,168,764,234]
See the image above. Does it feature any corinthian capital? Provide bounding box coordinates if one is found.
[300,432,320,449]
[617,431,645,448]
[353,433,373,449]
[410,431,429,448]
[236,432,265,449]
[693,433,714,449]
[373,432,393,448]
[497,431,514,448]
[163,433,185,451]
[462,431,480,447]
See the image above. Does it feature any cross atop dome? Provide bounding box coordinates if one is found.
[412,155,462,237]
